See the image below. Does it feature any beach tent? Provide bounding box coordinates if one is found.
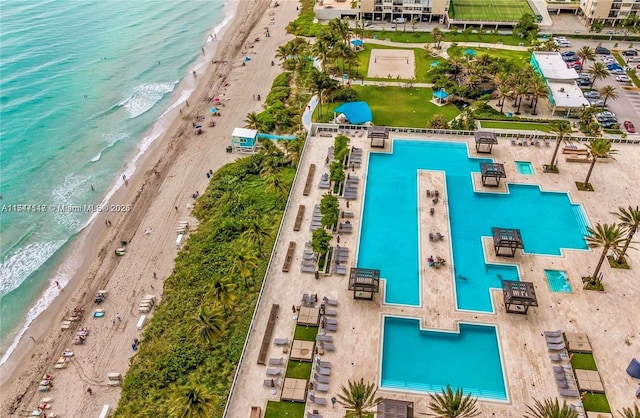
[333,101,372,125]
[433,89,449,104]
[230,127,258,153]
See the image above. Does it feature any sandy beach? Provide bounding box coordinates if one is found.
[0,0,299,416]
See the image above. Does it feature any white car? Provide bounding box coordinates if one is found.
[616,75,631,82]
[596,111,616,119]
[601,56,616,63]
[629,56,640,63]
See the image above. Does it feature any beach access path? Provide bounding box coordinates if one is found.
[0,1,299,416]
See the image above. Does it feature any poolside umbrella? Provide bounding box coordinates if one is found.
[463,48,477,56]
[350,39,363,47]
[209,107,218,114]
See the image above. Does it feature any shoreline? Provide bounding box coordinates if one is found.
[1,0,296,415]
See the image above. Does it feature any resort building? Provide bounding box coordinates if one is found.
[358,0,449,23]
[578,0,640,25]
[530,51,589,116]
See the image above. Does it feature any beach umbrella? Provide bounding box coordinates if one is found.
[209,107,218,114]
[195,125,202,129]
[244,56,251,62]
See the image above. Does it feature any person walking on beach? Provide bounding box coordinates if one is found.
[116,313,122,322]
[55,281,60,289]
[87,387,93,395]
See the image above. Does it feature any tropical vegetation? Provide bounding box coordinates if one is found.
[583,223,626,289]
[524,397,578,418]
[545,120,573,172]
[336,378,383,418]
[618,405,640,418]
[611,205,640,266]
[579,138,616,190]
[116,149,295,417]
[427,385,481,417]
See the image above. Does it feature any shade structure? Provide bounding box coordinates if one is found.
[290,340,315,362]
[281,378,308,402]
[464,48,477,56]
[350,39,363,47]
[430,61,439,67]
[209,107,219,114]
[334,101,372,125]
[433,89,449,99]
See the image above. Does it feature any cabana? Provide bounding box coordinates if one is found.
[502,280,538,314]
[230,127,258,153]
[474,131,498,154]
[290,340,315,362]
[334,101,372,125]
[281,378,308,402]
[368,126,389,148]
[348,268,380,300]
[297,306,320,327]
[432,89,449,104]
[492,227,524,257]
[480,163,506,187]
[377,399,415,418]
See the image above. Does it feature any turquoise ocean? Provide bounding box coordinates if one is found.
[0,0,229,363]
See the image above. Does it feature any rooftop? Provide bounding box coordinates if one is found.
[533,52,579,81]
[547,80,590,109]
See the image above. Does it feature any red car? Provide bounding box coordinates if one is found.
[637,63,640,69]
[624,120,636,133]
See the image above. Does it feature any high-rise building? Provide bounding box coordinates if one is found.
[358,0,450,23]
[579,0,640,25]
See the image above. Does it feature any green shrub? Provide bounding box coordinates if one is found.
[328,87,358,103]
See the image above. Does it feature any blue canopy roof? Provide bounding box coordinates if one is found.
[334,101,372,125]
[350,39,363,46]
[433,89,449,99]
[463,48,477,56]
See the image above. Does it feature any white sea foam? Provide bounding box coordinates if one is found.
[90,132,130,162]
[0,240,66,298]
[119,82,177,119]
[51,174,92,231]
[159,89,193,119]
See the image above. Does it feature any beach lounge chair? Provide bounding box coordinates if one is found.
[307,412,323,418]
[316,365,331,376]
[335,266,347,275]
[324,309,337,316]
[317,335,333,342]
[274,338,290,346]
[302,265,317,273]
[316,358,331,369]
[314,373,330,384]
[556,378,569,389]
[545,330,563,338]
[558,388,580,397]
[302,294,309,306]
[314,383,329,392]
[322,296,338,306]
[310,294,318,305]
[322,317,337,325]
[550,352,568,362]
[263,378,280,388]
[309,393,327,406]
[546,335,565,345]
[319,341,335,351]
[324,323,337,332]
[266,368,281,376]
[547,341,566,351]
[269,357,285,366]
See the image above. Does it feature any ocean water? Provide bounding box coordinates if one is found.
[0,0,228,362]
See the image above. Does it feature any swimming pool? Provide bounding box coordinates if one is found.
[381,316,507,400]
[358,140,588,311]
[515,161,534,175]
[545,269,572,293]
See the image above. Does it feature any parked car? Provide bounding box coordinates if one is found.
[622,49,638,56]
[616,75,632,82]
[584,90,601,99]
[577,78,591,86]
[610,68,626,75]
[600,120,618,129]
[588,99,606,107]
[636,63,640,70]
[607,63,623,70]
[562,55,577,62]
[596,111,616,119]
[601,56,616,64]
[561,51,576,57]
[629,56,640,63]
[595,47,610,55]
[597,115,616,123]
[623,120,636,133]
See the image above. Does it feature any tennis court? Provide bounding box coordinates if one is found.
[451,0,533,21]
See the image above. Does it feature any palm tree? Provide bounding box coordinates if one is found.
[241,216,273,252]
[588,62,610,89]
[530,79,549,115]
[336,378,382,418]
[189,305,225,346]
[431,27,444,49]
[611,205,640,263]
[524,397,578,418]
[229,249,259,288]
[427,385,480,418]
[312,38,331,66]
[577,45,596,68]
[328,18,352,46]
[598,85,618,107]
[583,137,617,186]
[618,405,640,418]
[207,279,237,312]
[513,82,530,115]
[547,120,573,169]
[169,383,217,418]
[244,112,266,131]
[584,223,626,286]
[496,85,512,113]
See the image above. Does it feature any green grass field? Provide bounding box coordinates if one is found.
[447,46,531,68]
[451,0,533,21]
[479,121,551,132]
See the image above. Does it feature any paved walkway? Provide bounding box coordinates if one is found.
[365,38,531,53]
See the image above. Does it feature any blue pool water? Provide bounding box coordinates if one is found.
[358,141,588,311]
[381,317,507,400]
[515,161,534,175]
[545,270,572,293]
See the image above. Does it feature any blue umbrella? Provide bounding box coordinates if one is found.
[350,39,363,47]
[209,107,218,114]
[244,56,251,62]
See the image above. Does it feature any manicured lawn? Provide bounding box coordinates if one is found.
[479,120,552,132]
[365,30,531,47]
[264,400,306,418]
[286,360,313,379]
[448,46,531,68]
[571,353,598,371]
[355,44,436,82]
[583,393,611,413]
[294,325,319,341]
[451,0,533,21]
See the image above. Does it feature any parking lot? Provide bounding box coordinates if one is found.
[555,38,640,134]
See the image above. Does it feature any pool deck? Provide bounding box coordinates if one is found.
[226,132,640,417]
